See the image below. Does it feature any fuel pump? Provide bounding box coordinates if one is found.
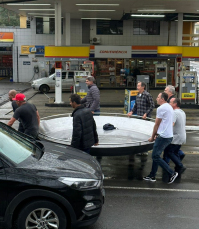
[55,61,63,104]
[155,64,167,87]
[179,71,197,104]
[83,61,94,75]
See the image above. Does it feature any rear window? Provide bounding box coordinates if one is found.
[68,72,74,79]
[62,72,66,79]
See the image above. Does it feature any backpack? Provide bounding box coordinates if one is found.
[103,123,116,131]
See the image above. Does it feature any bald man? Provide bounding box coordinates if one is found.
[8,90,24,133]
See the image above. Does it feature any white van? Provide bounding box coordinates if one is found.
[31,71,75,93]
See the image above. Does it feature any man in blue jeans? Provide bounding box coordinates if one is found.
[164,98,186,174]
[164,85,185,162]
[143,92,178,184]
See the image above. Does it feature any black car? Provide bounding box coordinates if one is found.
[0,122,105,229]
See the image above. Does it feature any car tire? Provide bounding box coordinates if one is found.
[15,200,68,229]
[40,85,50,93]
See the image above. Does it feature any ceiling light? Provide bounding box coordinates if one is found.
[138,9,176,12]
[28,13,55,15]
[184,15,199,17]
[81,18,111,20]
[7,3,51,5]
[131,14,165,17]
[79,9,115,12]
[76,4,119,6]
[175,20,199,21]
[19,9,54,11]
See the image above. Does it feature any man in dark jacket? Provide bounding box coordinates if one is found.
[81,76,100,114]
[70,94,99,154]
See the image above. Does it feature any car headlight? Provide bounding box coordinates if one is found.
[32,81,37,85]
[58,177,100,190]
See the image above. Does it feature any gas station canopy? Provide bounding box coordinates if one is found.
[45,46,90,61]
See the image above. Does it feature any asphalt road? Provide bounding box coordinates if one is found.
[88,188,199,229]
[1,82,199,229]
[85,130,199,229]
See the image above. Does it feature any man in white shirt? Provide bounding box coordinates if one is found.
[143,92,178,184]
[164,98,186,174]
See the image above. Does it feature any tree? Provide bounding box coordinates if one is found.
[0,7,20,27]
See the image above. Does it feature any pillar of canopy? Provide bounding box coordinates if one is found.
[65,13,71,46]
[54,1,62,103]
[177,13,183,46]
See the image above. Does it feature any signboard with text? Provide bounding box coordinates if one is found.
[21,45,45,55]
[95,46,131,58]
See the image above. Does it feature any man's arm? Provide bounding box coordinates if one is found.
[71,116,82,149]
[7,117,17,127]
[80,96,87,104]
[90,87,100,112]
[93,119,99,146]
[127,100,137,117]
[36,111,40,125]
[148,118,162,142]
[145,94,155,117]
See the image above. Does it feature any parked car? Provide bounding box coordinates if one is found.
[0,122,104,229]
[31,71,75,93]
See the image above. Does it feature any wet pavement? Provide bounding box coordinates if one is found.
[1,81,199,229]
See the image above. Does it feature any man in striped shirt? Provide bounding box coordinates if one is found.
[127,81,155,119]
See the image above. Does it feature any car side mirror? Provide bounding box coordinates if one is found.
[53,77,55,80]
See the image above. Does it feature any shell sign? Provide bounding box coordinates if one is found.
[0,32,14,42]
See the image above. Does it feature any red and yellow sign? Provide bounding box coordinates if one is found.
[0,32,14,42]
[181,93,195,99]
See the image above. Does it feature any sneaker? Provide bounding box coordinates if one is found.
[168,172,178,184]
[143,175,156,182]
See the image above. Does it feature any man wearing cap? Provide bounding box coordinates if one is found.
[7,93,40,139]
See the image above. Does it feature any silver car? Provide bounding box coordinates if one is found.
[31,71,74,93]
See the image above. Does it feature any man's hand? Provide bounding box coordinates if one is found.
[127,111,133,117]
[94,142,99,146]
[148,137,154,142]
[142,113,147,119]
[91,111,94,114]
[7,117,16,127]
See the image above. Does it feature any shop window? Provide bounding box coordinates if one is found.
[97,20,123,35]
[36,17,63,34]
[133,20,160,35]
[26,19,31,28]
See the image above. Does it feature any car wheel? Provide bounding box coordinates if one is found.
[15,200,68,229]
[40,85,50,93]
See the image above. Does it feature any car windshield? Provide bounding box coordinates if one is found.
[0,123,39,165]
